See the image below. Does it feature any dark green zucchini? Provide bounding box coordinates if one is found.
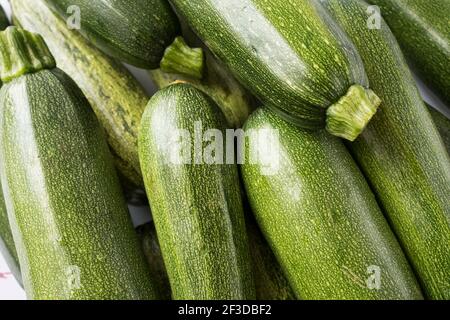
[11,0,147,186]
[427,105,450,155]
[369,0,450,107]
[241,108,422,300]
[0,5,7,30]
[44,0,180,69]
[322,0,450,300]
[0,27,158,299]
[137,223,171,300]
[170,0,382,141]
[139,83,255,299]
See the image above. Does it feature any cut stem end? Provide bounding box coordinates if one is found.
[326,85,381,141]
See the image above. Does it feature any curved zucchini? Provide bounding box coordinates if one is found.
[322,0,450,300]
[241,108,422,300]
[0,28,158,299]
[137,223,171,300]
[139,83,255,300]
[369,0,450,107]
[170,0,381,141]
[428,106,450,155]
[11,0,148,186]
[44,0,180,68]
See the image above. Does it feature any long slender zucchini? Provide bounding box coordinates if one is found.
[322,0,450,300]
[137,223,172,300]
[0,5,22,287]
[428,106,450,154]
[369,0,450,107]
[241,108,422,300]
[44,0,180,69]
[169,0,382,141]
[0,27,158,299]
[11,0,148,186]
[139,83,255,299]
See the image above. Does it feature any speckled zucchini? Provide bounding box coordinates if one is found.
[137,223,171,300]
[11,0,149,186]
[429,106,450,154]
[169,0,382,141]
[322,0,450,300]
[139,83,255,299]
[44,0,179,69]
[0,27,158,299]
[241,108,422,300]
[369,0,450,107]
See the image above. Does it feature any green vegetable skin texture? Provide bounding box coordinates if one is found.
[139,84,254,299]
[429,107,450,154]
[369,0,450,107]
[0,6,22,286]
[246,215,295,300]
[241,108,422,300]
[44,0,180,68]
[322,0,450,299]
[0,68,158,299]
[11,0,147,186]
[170,0,373,133]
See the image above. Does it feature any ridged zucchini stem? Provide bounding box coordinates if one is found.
[0,27,55,82]
[326,85,381,141]
[160,36,205,80]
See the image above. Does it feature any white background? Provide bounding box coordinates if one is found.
[0,0,448,300]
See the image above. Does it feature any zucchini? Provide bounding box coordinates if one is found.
[11,0,147,186]
[137,223,171,300]
[0,27,158,299]
[369,0,450,107]
[169,0,382,141]
[428,106,450,154]
[322,0,450,299]
[139,83,255,299]
[0,5,22,287]
[44,0,180,69]
[241,108,422,300]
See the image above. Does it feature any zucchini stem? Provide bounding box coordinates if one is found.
[160,36,205,80]
[326,85,381,141]
[0,27,55,82]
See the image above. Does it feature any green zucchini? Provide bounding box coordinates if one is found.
[44,0,180,69]
[322,0,450,300]
[246,214,295,300]
[428,107,450,154]
[369,0,450,107]
[139,83,255,299]
[0,5,22,287]
[241,108,422,300]
[0,27,158,299]
[137,223,171,300]
[11,0,148,186]
[169,0,382,141]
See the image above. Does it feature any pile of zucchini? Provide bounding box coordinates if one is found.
[0,0,448,300]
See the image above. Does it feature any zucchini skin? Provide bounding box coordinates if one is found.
[369,0,450,107]
[0,69,158,300]
[322,0,450,299]
[429,107,450,154]
[139,84,255,300]
[169,0,369,130]
[241,108,422,300]
[11,0,147,186]
[44,0,180,68]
